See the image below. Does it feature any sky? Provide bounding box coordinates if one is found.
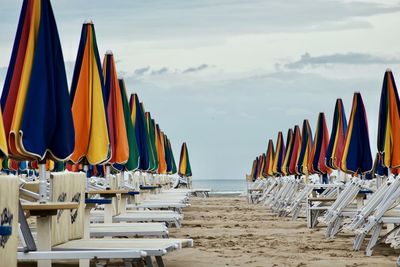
[1,0,400,180]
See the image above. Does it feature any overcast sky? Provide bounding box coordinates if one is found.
[1,0,400,180]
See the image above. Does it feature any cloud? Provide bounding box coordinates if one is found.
[283,52,400,69]
[134,66,150,76]
[151,67,169,75]
[183,64,209,74]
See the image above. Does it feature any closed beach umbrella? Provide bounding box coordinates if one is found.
[372,153,388,177]
[1,0,74,162]
[377,69,400,169]
[289,125,301,175]
[178,142,192,177]
[156,125,167,174]
[164,134,173,174]
[309,112,331,175]
[0,111,8,167]
[116,79,140,171]
[262,139,275,177]
[326,98,347,170]
[258,154,266,178]
[342,92,373,175]
[103,51,129,165]
[145,113,158,172]
[168,138,177,174]
[272,131,285,176]
[129,94,150,171]
[282,128,294,176]
[250,158,258,181]
[296,120,313,175]
[70,21,110,165]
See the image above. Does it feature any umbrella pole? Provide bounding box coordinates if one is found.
[39,161,47,203]
[83,164,89,191]
[106,165,111,189]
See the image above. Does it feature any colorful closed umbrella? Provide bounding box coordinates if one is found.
[129,94,150,171]
[178,142,192,177]
[377,69,400,169]
[262,139,275,177]
[342,92,373,175]
[250,158,258,181]
[70,21,110,165]
[289,125,301,175]
[272,131,285,176]
[309,112,331,175]
[156,125,167,174]
[296,120,313,175]
[164,134,173,174]
[144,113,158,172]
[282,128,294,176]
[103,51,129,165]
[0,110,8,166]
[326,98,347,170]
[257,154,266,178]
[168,138,177,174]
[1,0,74,161]
[372,153,388,177]
[116,79,140,171]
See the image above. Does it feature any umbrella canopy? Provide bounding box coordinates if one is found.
[164,134,172,174]
[282,128,294,176]
[326,98,347,170]
[262,139,275,177]
[342,92,373,175]
[296,120,313,175]
[377,69,400,168]
[257,154,266,178]
[0,111,8,166]
[102,51,129,165]
[1,0,74,161]
[129,94,150,171]
[250,158,258,181]
[167,137,177,174]
[289,125,301,175]
[156,125,167,174]
[178,142,192,177]
[272,131,285,176]
[372,152,388,177]
[144,112,158,172]
[70,21,110,165]
[309,112,331,175]
[116,79,140,171]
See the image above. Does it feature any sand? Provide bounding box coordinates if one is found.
[165,196,398,267]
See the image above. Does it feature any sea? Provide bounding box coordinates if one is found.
[192,179,247,195]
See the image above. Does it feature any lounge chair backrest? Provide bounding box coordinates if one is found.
[0,175,19,267]
[50,172,85,246]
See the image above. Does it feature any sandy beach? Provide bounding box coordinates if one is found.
[165,196,398,267]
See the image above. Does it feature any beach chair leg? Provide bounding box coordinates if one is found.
[330,217,343,238]
[155,256,165,267]
[353,232,366,251]
[366,223,383,256]
[175,220,182,228]
[145,256,154,267]
[123,259,134,267]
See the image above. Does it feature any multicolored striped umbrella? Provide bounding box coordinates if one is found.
[296,120,313,175]
[282,128,294,176]
[167,137,178,174]
[178,142,192,177]
[289,125,301,175]
[272,131,285,176]
[326,98,347,170]
[377,69,400,168]
[250,158,258,181]
[129,94,150,171]
[309,112,331,175]
[103,51,129,165]
[156,125,167,174]
[70,21,110,165]
[144,112,158,172]
[262,139,275,177]
[0,111,8,167]
[372,152,388,177]
[342,92,373,175]
[257,154,266,178]
[1,0,74,161]
[117,79,140,171]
